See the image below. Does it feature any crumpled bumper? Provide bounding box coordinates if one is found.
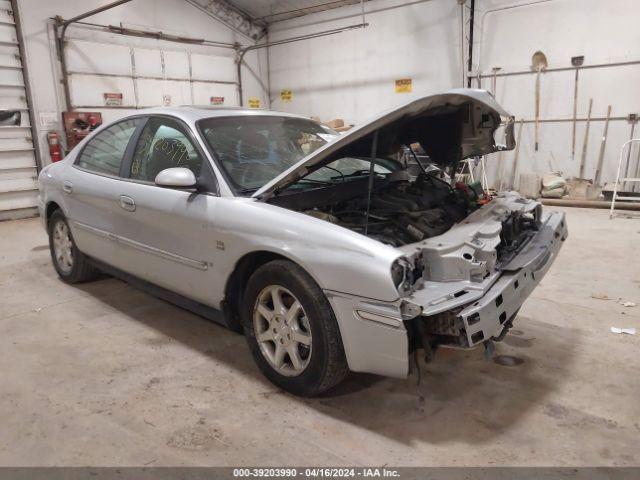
[455,211,567,347]
[326,211,567,379]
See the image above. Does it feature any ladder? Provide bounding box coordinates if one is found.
[610,139,640,219]
[456,157,489,190]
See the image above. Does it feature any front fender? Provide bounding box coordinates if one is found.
[215,199,404,302]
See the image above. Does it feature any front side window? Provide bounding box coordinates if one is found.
[199,116,338,194]
[130,117,204,182]
[76,119,138,176]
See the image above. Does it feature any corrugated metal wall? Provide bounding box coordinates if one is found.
[0,0,38,218]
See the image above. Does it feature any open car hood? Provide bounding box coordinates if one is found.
[253,89,514,200]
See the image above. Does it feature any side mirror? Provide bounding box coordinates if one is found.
[154,167,197,188]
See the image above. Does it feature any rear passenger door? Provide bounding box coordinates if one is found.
[63,118,141,265]
[111,115,220,305]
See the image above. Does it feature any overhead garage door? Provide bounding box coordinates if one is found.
[65,38,239,124]
[0,0,38,219]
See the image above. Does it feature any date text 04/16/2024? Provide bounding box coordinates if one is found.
[232,468,401,478]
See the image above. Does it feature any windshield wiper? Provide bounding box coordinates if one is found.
[331,169,381,180]
[292,179,333,187]
[237,187,259,194]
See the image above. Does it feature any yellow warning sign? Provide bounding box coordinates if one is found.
[280,89,293,102]
[248,97,261,108]
[395,78,413,93]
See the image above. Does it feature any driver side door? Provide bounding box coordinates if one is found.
[110,115,220,305]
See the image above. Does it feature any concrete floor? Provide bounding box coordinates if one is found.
[0,207,639,467]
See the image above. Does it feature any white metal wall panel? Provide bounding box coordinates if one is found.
[0,189,38,211]
[0,85,27,109]
[66,40,132,76]
[0,125,30,139]
[0,1,12,22]
[0,3,37,215]
[0,23,17,44]
[133,48,162,77]
[0,51,20,69]
[136,78,191,106]
[69,73,136,108]
[0,166,36,184]
[191,53,236,82]
[0,66,23,86]
[67,40,239,111]
[0,150,36,169]
[192,82,238,106]
[0,135,31,150]
[163,50,190,79]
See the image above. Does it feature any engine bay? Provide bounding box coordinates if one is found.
[272,171,485,247]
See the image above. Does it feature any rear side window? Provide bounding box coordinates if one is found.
[75,119,138,176]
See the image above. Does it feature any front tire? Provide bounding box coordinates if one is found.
[242,259,348,397]
[48,210,98,283]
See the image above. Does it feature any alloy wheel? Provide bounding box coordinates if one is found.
[253,285,312,377]
[52,220,74,274]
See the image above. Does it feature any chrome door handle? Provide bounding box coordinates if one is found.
[62,181,73,194]
[119,195,136,212]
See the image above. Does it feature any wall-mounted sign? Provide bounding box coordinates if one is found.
[163,94,172,106]
[280,89,293,102]
[248,97,261,109]
[210,96,225,106]
[103,93,123,106]
[395,78,412,93]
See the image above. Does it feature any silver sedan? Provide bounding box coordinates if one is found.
[38,89,567,396]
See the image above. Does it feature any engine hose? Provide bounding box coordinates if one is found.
[380,191,420,210]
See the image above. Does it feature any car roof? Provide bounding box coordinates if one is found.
[134,106,312,123]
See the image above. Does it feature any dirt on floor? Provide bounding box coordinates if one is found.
[0,207,638,466]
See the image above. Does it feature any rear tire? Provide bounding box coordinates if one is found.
[48,209,98,283]
[242,259,348,397]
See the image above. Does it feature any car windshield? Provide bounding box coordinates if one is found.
[199,115,339,194]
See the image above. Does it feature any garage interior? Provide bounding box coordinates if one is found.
[1,0,639,470]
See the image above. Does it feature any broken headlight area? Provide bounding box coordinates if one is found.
[391,257,424,295]
[405,305,516,362]
[406,308,468,362]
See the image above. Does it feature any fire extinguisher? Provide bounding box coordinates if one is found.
[47,132,63,162]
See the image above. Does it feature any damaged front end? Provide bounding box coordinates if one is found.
[400,194,567,360]
[256,89,567,375]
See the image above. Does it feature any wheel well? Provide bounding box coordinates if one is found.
[223,251,291,333]
[45,201,61,224]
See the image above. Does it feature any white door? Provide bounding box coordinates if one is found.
[0,0,38,219]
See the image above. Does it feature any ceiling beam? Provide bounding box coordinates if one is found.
[184,0,266,41]
[256,0,368,23]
